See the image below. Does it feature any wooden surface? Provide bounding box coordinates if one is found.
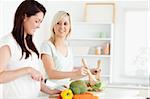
[49,94,59,99]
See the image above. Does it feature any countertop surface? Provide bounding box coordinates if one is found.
[38,95,146,99]
[37,88,148,99]
[0,86,148,99]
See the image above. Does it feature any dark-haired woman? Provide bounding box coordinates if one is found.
[0,0,60,98]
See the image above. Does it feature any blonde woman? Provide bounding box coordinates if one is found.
[41,11,99,88]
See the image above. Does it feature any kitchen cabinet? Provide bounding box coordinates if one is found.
[68,21,114,84]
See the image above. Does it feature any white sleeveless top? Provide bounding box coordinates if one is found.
[0,34,41,99]
[40,40,74,87]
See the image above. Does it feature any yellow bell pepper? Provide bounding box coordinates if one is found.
[60,89,73,99]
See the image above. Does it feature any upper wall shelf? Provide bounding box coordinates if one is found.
[69,38,111,41]
[72,21,113,25]
[74,55,111,58]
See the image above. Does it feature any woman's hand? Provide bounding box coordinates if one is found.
[41,82,61,95]
[75,67,88,76]
[27,67,43,81]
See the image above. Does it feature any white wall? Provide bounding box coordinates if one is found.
[0,85,2,99]
[0,1,3,98]
[0,1,22,38]
[0,1,3,37]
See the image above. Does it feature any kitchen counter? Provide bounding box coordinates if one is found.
[38,95,146,99]
[37,87,148,99]
[0,86,148,99]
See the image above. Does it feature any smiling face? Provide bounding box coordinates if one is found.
[53,15,71,39]
[23,12,44,35]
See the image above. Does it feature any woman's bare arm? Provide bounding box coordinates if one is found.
[41,54,84,79]
[0,45,43,83]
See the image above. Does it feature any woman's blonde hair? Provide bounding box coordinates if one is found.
[50,11,71,43]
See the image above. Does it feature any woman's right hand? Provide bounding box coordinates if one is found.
[75,67,88,76]
[27,67,43,81]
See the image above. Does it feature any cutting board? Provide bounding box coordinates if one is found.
[49,94,59,99]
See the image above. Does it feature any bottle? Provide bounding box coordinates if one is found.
[95,47,102,55]
[104,43,110,55]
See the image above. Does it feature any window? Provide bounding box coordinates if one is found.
[124,11,149,79]
[119,9,150,86]
[112,1,149,87]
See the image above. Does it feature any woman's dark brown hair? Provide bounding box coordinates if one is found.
[12,0,46,59]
